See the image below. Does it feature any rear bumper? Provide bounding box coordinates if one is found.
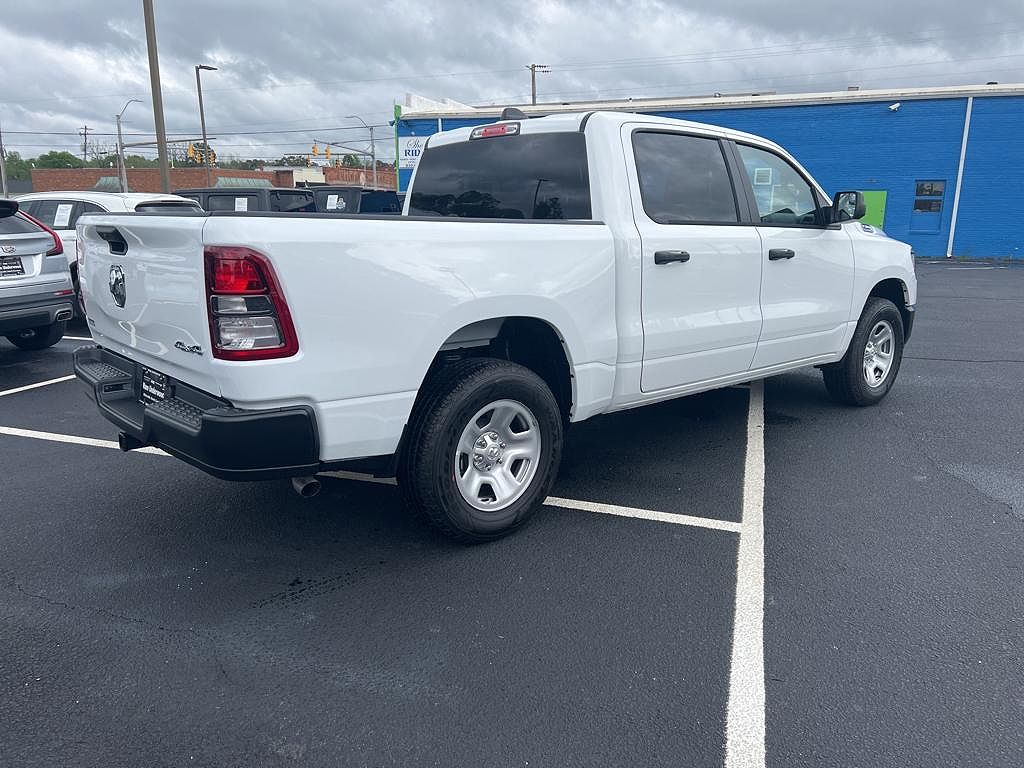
[0,294,74,335]
[73,346,320,481]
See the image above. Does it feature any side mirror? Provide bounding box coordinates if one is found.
[832,191,865,222]
[0,199,19,219]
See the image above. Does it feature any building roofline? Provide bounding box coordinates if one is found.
[400,82,1024,119]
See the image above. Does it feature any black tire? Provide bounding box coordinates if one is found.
[822,297,904,406]
[398,358,563,543]
[5,320,66,351]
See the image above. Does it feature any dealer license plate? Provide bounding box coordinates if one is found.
[140,368,168,404]
[0,256,25,277]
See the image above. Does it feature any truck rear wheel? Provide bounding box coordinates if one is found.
[6,321,66,351]
[822,297,904,406]
[398,358,563,543]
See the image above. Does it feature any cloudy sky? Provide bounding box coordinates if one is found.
[1,0,1022,162]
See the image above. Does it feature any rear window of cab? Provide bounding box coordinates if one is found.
[408,132,592,220]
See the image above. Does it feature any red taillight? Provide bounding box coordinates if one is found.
[204,246,298,361]
[212,255,266,294]
[20,212,63,256]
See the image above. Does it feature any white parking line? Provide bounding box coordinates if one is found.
[0,426,745,534]
[725,379,767,768]
[0,426,167,455]
[62,335,94,341]
[544,496,742,533]
[0,375,76,398]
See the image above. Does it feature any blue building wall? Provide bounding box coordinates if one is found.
[397,95,1021,258]
[951,96,1024,259]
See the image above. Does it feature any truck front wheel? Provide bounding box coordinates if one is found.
[398,358,563,543]
[822,297,904,406]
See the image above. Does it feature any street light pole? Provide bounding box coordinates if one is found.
[115,99,142,192]
[195,64,217,187]
[142,0,171,193]
[345,115,376,189]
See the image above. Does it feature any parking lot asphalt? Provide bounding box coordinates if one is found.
[1,263,1022,767]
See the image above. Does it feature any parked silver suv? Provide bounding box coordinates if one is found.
[0,199,74,350]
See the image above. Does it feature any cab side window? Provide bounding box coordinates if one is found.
[736,144,823,226]
[632,131,739,224]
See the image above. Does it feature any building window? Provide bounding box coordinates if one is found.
[913,199,942,213]
[911,179,945,234]
[913,180,945,213]
[915,180,945,198]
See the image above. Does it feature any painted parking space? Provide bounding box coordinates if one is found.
[1,431,743,767]
[2,267,1021,766]
[0,343,763,766]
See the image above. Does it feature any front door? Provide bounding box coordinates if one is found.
[626,128,764,392]
[732,142,855,369]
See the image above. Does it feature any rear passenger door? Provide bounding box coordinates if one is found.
[731,142,855,368]
[625,127,764,392]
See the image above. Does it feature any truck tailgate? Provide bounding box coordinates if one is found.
[78,214,222,396]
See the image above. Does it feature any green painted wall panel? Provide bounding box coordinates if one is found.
[861,190,887,229]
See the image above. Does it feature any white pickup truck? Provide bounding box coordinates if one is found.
[74,110,916,541]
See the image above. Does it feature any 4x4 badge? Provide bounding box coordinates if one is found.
[108,265,126,308]
[174,341,203,356]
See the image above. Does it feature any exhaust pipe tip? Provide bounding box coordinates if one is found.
[55,309,73,322]
[291,476,322,498]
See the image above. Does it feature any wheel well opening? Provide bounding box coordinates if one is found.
[868,278,910,330]
[433,317,573,420]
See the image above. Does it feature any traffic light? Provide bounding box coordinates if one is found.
[324,146,331,160]
[311,142,319,156]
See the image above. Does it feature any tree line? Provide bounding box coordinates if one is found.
[2,150,395,181]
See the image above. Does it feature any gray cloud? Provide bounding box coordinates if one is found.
[1,0,1022,161]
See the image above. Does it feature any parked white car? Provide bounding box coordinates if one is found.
[16,191,201,317]
[73,111,917,541]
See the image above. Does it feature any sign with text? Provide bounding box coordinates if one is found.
[398,136,426,170]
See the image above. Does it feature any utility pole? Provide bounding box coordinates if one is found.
[526,64,550,106]
[142,0,171,193]
[0,121,8,197]
[369,125,376,188]
[79,125,91,162]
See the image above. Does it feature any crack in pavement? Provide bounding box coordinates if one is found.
[1,569,234,684]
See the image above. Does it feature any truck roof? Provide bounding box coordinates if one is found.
[175,187,311,194]
[425,110,786,154]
